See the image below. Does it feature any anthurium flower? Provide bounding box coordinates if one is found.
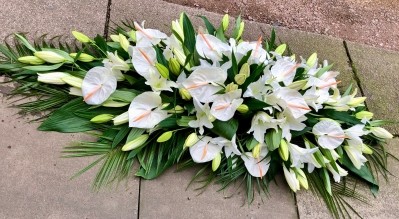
[182,67,227,103]
[287,142,319,168]
[128,92,169,129]
[188,98,215,135]
[327,163,348,183]
[312,120,345,149]
[210,90,244,121]
[271,57,300,86]
[283,165,300,192]
[103,51,130,81]
[130,46,157,79]
[189,136,223,163]
[196,32,231,62]
[134,22,167,47]
[241,145,270,178]
[248,111,280,143]
[82,67,117,105]
[211,134,241,157]
[275,88,311,119]
[145,70,178,92]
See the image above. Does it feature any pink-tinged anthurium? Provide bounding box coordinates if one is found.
[130,46,157,79]
[241,145,270,178]
[128,92,169,129]
[210,89,244,121]
[189,136,223,163]
[82,67,117,105]
[182,67,227,103]
[196,32,230,62]
[271,57,300,86]
[312,119,346,149]
[134,22,167,47]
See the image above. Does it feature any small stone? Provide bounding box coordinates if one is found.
[7,145,11,149]
[187,197,191,200]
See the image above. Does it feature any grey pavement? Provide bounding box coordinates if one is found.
[1,0,399,218]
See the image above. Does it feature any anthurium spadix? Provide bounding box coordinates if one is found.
[182,67,227,103]
[189,136,223,163]
[134,22,167,47]
[241,145,270,178]
[128,92,169,129]
[271,58,300,86]
[210,89,244,121]
[196,32,230,62]
[81,67,117,105]
[130,46,157,79]
[312,120,346,149]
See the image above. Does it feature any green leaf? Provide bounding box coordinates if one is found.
[215,26,227,42]
[211,119,238,140]
[244,98,270,111]
[320,109,362,125]
[320,168,332,195]
[158,117,178,129]
[315,64,333,78]
[199,16,216,34]
[15,34,36,52]
[182,13,196,54]
[126,128,145,143]
[265,129,282,151]
[94,35,108,55]
[112,125,130,148]
[22,63,63,71]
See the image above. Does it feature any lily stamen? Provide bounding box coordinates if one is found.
[319,80,341,89]
[134,22,153,39]
[133,110,151,122]
[84,84,102,101]
[138,48,154,65]
[201,144,208,160]
[287,102,311,110]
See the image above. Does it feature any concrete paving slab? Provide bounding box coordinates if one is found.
[346,42,399,135]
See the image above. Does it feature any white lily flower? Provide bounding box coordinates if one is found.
[275,88,311,119]
[344,124,368,145]
[82,67,117,105]
[303,86,329,111]
[248,112,280,143]
[211,134,241,157]
[182,67,227,103]
[277,110,307,141]
[344,141,367,169]
[163,35,185,61]
[271,57,300,86]
[313,120,346,149]
[236,37,269,64]
[210,89,244,121]
[134,22,167,47]
[327,163,348,183]
[131,46,157,79]
[189,136,223,163]
[196,32,230,62]
[283,165,300,192]
[243,75,271,101]
[128,92,169,129]
[103,51,129,81]
[145,70,178,92]
[288,142,319,168]
[241,146,270,178]
[188,98,214,135]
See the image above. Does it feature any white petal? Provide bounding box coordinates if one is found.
[271,58,298,85]
[210,90,243,121]
[241,152,270,178]
[317,135,344,149]
[82,67,117,105]
[196,33,230,61]
[128,92,167,129]
[189,136,222,163]
[132,46,157,78]
[283,165,300,192]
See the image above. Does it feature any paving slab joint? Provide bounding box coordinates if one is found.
[103,0,112,38]
[137,178,141,219]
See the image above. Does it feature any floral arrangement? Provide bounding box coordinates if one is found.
[0,13,394,218]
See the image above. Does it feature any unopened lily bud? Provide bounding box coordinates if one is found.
[61,75,83,88]
[236,21,244,40]
[173,48,187,66]
[34,51,66,64]
[102,100,129,107]
[225,82,238,92]
[362,144,373,155]
[18,56,45,65]
[119,34,130,52]
[70,53,95,62]
[252,143,261,158]
[157,131,173,143]
[90,114,114,123]
[37,72,70,85]
[128,30,136,42]
[287,79,307,90]
[222,14,229,31]
[179,12,184,29]
[279,139,289,161]
[370,127,393,139]
[306,53,318,67]
[169,58,181,76]
[295,168,308,189]
[234,73,247,85]
[355,111,373,120]
[348,97,367,107]
[167,105,185,114]
[113,112,129,125]
[283,165,300,192]
[110,34,120,42]
[155,63,170,79]
[184,132,199,148]
[172,20,184,40]
[179,88,192,100]
[212,153,222,171]
[122,134,149,151]
[236,104,249,114]
[239,63,250,77]
[275,44,287,55]
[72,31,91,43]
[69,87,82,96]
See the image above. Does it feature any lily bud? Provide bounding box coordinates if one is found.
[295,168,309,189]
[234,73,247,85]
[167,105,185,114]
[172,20,184,41]
[70,53,95,62]
[184,132,199,148]
[169,58,181,76]
[348,97,367,107]
[306,53,318,67]
[179,88,192,100]
[18,56,45,65]
[122,134,149,151]
[236,21,244,40]
[212,153,222,171]
[102,100,129,107]
[37,72,70,85]
[128,30,136,42]
[362,144,373,155]
[225,82,238,92]
[157,131,173,143]
[119,34,130,52]
[287,79,307,90]
[370,127,393,139]
[355,111,373,120]
[155,63,170,79]
[72,31,91,43]
[252,143,261,158]
[279,139,289,161]
[34,51,66,64]
[275,44,287,55]
[61,75,83,88]
[69,87,82,96]
[222,14,229,31]
[179,12,184,29]
[90,114,114,123]
[236,104,249,114]
[173,48,187,66]
[283,165,300,192]
[110,34,120,42]
[113,112,129,125]
[239,63,250,77]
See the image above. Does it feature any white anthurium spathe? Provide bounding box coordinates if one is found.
[82,67,117,105]
[344,124,368,145]
[188,98,215,135]
[210,89,244,121]
[128,92,169,129]
[344,140,368,169]
[283,165,300,192]
[270,57,300,86]
[312,120,346,149]
[196,32,231,62]
[327,163,348,183]
[236,38,269,64]
[275,88,311,119]
[182,66,227,103]
[134,22,168,47]
[103,51,129,81]
[189,136,223,163]
[211,134,241,157]
[248,111,281,143]
[145,70,178,92]
[288,142,319,168]
[241,145,270,178]
[130,46,157,79]
[243,75,271,101]
[277,110,307,141]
